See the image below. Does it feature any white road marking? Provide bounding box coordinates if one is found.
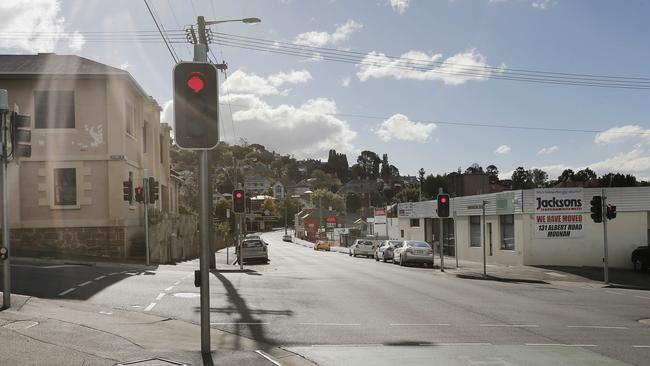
[94,276,106,281]
[58,288,76,296]
[632,345,650,348]
[299,323,360,326]
[211,322,269,325]
[545,272,567,278]
[567,325,629,329]
[173,281,181,286]
[255,350,281,366]
[144,302,157,312]
[436,343,492,346]
[480,324,539,328]
[98,311,113,315]
[108,272,120,276]
[635,296,650,300]
[164,286,174,292]
[605,290,625,296]
[78,281,92,287]
[526,343,597,347]
[390,323,450,326]
[311,344,383,347]
[155,293,166,301]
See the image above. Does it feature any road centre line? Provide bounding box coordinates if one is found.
[435,343,492,346]
[58,288,76,296]
[255,350,281,366]
[78,281,92,287]
[526,343,597,347]
[390,323,450,326]
[155,293,166,301]
[311,344,384,347]
[144,302,157,312]
[108,272,120,276]
[211,322,269,325]
[173,281,181,286]
[94,276,106,280]
[567,325,629,329]
[164,286,174,292]
[480,324,539,328]
[632,345,650,348]
[299,322,360,326]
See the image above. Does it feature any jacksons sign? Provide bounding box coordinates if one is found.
[534,188,584,239]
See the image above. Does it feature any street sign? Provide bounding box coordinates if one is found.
[173,62,219,149]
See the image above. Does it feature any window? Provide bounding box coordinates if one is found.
[142,121,148,153]
[500,215,515,250]
[53,168,76,206]
[470,216,481,247]
[34,91,75,128]
[125,102,135,135]
[410,218,420,227]
[400,229,404,238]
[159,135,164,164]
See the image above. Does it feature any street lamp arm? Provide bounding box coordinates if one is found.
[205,18,261,26]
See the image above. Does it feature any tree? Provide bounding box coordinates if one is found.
[394,187,419,203]
[486,165,499,184]
[465,163,483,174]
[511,167,533,189]
[422,174,448,199]
[261,197,278,216]
[279,197,301,227]
[356,150,380,179]
[346,192,362,213]
[380,154,390,179]
[598,173,637,187]
[558,169,575,183]
[574,168,597,182]
[311,189,345,212]
[531,168,548,187]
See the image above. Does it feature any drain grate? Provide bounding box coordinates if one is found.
[114,358,189,366]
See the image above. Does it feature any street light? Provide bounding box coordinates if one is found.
[205,17,261,26]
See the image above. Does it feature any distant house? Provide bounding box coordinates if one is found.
[294,208,339,241]
[272,181,285,199]
[447,172,490,197]
[244,175,273,195]
[337,178,380,195]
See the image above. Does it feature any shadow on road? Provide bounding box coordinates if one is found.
[535,265,650,289]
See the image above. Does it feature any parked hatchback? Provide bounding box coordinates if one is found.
[314,240,331,251]
[282,234,292,242]
[375,240,403,262]
[349,239,375,258]
[631,246,649,271]
[241,239,269,263]
[393,240,433,267]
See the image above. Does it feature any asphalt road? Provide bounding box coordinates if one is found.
[4,231,650,366]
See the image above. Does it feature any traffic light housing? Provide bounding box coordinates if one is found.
[173,62,219,149]
[606,205,617,220]
[148,177,159,203]
[123,180,133,203]
[0,246,7,260]
[11,111,31,158]
[590,195,603,223]
[135,186,145,203]
[437,193,450,218]
[233,189,245,213]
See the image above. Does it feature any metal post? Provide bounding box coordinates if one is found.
[453,206,458,268]
[438,188,444,272]
[1,112,10,308]
[238,213,243,270]
[319,196,322,240]
[143,176,150,266]
[482,200,487,277]
[284,200,288,235]
[602,188,609,284]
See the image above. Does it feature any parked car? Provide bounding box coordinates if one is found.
[375,240,403,262]
[245,234,268,246]
[314,240,331,251]
[393,240,433,267]
[349,239,375,258]
[241,239,269,263]
[282,234,293,242]
[631,246,650,271]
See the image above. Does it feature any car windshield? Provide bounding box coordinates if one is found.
[3,3,648,366]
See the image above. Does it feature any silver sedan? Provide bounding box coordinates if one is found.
[393,240,433,267]
[375,240,403,262]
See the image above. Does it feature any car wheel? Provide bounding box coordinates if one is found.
[400,255,406,267]
[375,254,379,262]
[633,258,641,271]
[383,256,387,263]
[349,251,352,256]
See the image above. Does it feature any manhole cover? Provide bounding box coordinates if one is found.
[115,357,188,366]
[639,319,650,326]
[2,321,38,330]
[173,292,200,298]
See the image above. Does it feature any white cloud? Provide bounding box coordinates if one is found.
[537,145,559,155]
[374,114,437,142]
[357,49,505,85]
[595,125,650,145]
[161,100,174,132]
[532,0,555,10]
[0,0,85,53]
[341,77,351,87]
[494,145,511,154]
[219,94,357,158]
[222,69,312,96]
[294,20,362,47]
[389,0,410,14]
[119,62,130,70]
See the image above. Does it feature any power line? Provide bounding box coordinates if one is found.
[143,0,178,63]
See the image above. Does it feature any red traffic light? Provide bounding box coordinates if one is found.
[235,192,242,199]
[440,197,447,203]
[187,73,205,93]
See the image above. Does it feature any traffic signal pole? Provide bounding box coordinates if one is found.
[602,188,609,284]
[1,110,10,308]
[143,176,150,267]
[438,188,444,272]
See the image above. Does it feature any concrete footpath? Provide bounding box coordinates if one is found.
[0,293,315,366]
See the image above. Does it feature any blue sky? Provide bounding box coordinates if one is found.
[2,0,650,179]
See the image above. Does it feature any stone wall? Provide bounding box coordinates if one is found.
[9,226,125,259]
[148,213,199,264]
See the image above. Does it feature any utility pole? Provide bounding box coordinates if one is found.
[319,195,322,240]
[0,91,10,308]
[602,188,609,284]
[438,188,444,272]
[284,199,288,235]
[482,200,487,277]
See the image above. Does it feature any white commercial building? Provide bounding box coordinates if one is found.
[397,187,650,269]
